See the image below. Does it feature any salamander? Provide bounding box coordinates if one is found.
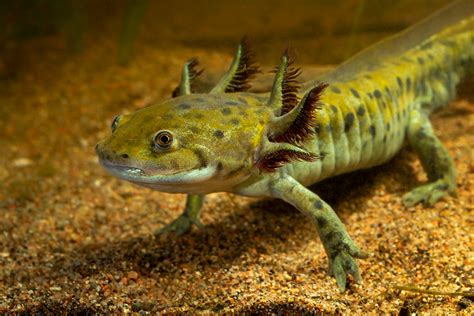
[96,0,474,291]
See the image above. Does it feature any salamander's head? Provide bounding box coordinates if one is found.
[96,40,326,194]
[96,93,267,193]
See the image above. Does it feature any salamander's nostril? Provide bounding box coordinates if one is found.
[121,153,129,159]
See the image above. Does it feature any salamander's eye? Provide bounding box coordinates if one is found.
[111,115,122,132]
[153,130,174,150]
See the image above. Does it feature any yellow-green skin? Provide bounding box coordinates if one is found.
[96,2,474,292]
[97,92,268,194]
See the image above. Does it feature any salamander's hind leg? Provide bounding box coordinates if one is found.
[155,194,204,236]
[402,110,457,207]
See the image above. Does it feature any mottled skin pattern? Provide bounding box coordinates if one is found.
[96,1,474,292]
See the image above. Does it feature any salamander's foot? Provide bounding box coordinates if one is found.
[402,179,456,207]
[154,214,204,236]
[327,240,367,292]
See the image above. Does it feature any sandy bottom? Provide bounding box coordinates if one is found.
[1,1,472,313]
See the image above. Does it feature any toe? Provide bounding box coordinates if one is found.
[425,189,446,206]
[331,257,347,292]
[346,258,362,284]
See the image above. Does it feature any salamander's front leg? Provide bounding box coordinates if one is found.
[402,110,457,207]
[155,194,204,236]
[269,175,367,292]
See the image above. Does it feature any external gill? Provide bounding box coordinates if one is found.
[255,52,328,172]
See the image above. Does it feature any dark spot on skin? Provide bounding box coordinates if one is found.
[228,165,245,176]
[344,113,354,132]
[190,126,200,133]
[221,108,231,115]
[369,125,376,137]
[367,92,373,99]
[373,89,382,98]
[386,123,390,131]
[193,148,208,167]
[350,88,360,99]
[330,86,341,94]
[397,76,403,89]
[216,162,223,172]
[324,232,344,254]
[314,200,323,209]
[319,152,326,161]
[417,129,427,140]
[121,153,129,159]
[325,231,339,242]
[230,118,240,125]
[435,184,448,191]
[427,53,434,60]
[178,103,191,110]
[238,97,248,105]
[315,124,321,134]
[213,130,225,139]
[417,57,425,65]
[406,77,412,91]
[330,105,338,113]
[225,101,239,106]
[383,135,387,143]
[385,87,392,99]
[357,106,365,116]
[170,159,179,169]
[239,110,248,117]
[316,216,327,228]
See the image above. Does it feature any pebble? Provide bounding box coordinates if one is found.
[13,158,33,168]
[127,271,139,281]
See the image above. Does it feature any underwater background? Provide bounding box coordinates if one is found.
[1,0,473,313]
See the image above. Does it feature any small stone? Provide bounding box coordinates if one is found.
[13,158,33,168]
[120,277,128,286]
[127,271,139,281]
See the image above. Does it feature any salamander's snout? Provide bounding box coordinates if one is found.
[95,142,130,163]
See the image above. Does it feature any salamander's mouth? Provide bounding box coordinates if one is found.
[101,162,146,176]
[98,159,217,185]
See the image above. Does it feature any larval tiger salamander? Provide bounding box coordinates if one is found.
[96,0,474,291]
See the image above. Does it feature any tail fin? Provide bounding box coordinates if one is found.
[322,0,474,83]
